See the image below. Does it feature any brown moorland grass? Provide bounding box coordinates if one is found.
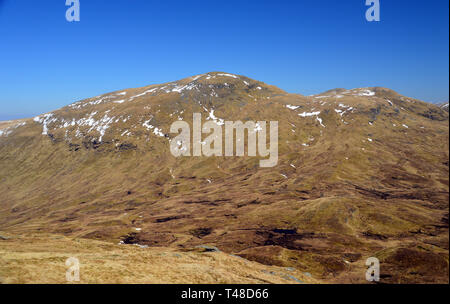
[0,232,318,284]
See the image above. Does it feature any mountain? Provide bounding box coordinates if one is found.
[438,102,449,112]
[0,72,448,283]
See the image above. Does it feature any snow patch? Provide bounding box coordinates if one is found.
[358,89,375,96]
[299,111,321,117]
[316,117,325,127]
[34,113,57,135]
[205,108,225,126]
[143,119,165,137]
[286,105,300,110]
[217,73,239,79]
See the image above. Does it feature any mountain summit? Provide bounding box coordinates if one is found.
[0,73,448,283]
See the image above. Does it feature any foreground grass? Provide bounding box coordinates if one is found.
[0,232,318,284]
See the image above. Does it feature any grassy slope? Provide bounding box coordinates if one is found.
[0,73,448,283]
[0,232,317,284]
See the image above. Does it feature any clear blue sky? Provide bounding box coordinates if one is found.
[0,0,448,120]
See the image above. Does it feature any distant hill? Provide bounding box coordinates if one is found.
[0,72,448,283]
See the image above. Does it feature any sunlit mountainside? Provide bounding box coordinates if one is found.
[0,72,448,283]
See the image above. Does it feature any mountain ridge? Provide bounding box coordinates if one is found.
[1,71,444,124]
[0,72,448,283]
[2,71,447,143]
